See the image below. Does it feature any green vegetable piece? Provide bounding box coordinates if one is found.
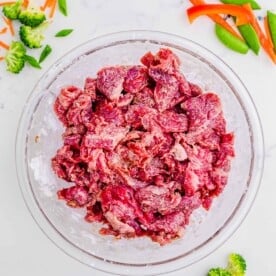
[24,55,41,69]
[55,28,73,37]
[208,268,231,276]
[215,24,249,54]
[39,44,52,63]
[267,11,276,50]
[19,21,49,48]
[2,0,22,20]
[238,24,260,54]
[5,41,26,73]
[220,0,261,10]
[58,0,68,16]
[227,253,246,276]
[19,8,46,27]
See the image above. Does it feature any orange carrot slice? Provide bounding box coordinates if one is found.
[41,0,57,17]
[22,0,29,8]
[0,40,9,50]
[3,16,15,36]
[0,1,15,6]
[0,56,4,61]
[0,27,7,34]
[41,0,50,11]
[243,4,276,63]
[264,16,274,49]
[49,0,57,18]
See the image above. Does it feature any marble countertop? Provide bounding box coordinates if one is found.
[1,0,276,275]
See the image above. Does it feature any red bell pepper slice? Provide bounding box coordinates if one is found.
[187,4,252,26]
[189,0,243,40]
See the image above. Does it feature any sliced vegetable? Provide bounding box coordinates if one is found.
[186,4,252,26]
[238,24,260,54]
[0,1,16,6]
[22,0,28,8]
[49,0,57,18]
[220,0,261,10]
[2,0,21,20]
[39,44,52,63]
[264,16,274,50]
[0,26,7,33]
[55,28,73,37]
[0,56,4,61]
[40,0,49,11]
[5,40,26,73]
[189,0,243,40]
[58,0,67,16]
[215,23,249,54]
[3,16,15,35]
[267,11,276,50]
[243,4,276,63]
[24,54,41,68]
[40,0,57,18]
[0,39,9,49]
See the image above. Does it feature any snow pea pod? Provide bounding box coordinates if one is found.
[267,11,276,50]
[220,0,261,10]
[238,24,260,54]
[215,23,249,54]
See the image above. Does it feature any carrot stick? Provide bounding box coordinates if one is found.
[3,16,15,36]
[0,27,7,34]
[41,0,50,11]
[0,1,15,6]
[189,0,243,40]
[0,56,4,61]
[264,16,274,49]
[49,0,57,18]
[243,4,276,63]
[0,40,9,50]
[22,0,29,8]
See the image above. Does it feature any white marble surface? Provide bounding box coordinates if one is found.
[0,0,276,275]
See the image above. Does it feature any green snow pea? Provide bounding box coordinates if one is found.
[267,11,276,50]
[238,24,260,54]
[220,0,261,10]
[215,24,249,54]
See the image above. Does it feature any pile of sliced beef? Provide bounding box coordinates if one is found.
[52,48,235,245]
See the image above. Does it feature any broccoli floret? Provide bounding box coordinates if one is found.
[2,0,22,20]
[208,268,231,276]
[227,253,246,276]
[18,8,46,27]
[19,21,49,48]
[5,41,26,73]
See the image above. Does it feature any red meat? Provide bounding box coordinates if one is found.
[123,65,148,93]
[97,66,127,100]
[52,48,235,245]
[154,76,184,112]
[83,77,97,100]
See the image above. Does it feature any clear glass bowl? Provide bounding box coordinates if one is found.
[16,30,264,276]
